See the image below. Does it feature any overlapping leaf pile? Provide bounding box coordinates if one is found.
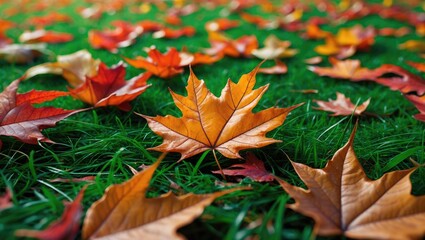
[1,0,424,239]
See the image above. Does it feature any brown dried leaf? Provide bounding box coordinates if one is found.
[278,126,425,239]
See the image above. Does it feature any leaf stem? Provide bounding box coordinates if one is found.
[212,150,226,181]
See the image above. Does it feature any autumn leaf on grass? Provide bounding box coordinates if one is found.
[181,47,222,66]
[15,186,86,240]
[407,60,425,72]
[315,25,375,59]
[377,27,410,37]
[89,20,143,53]
[399,40,425,52]
[204,32,258,58]
[82,154,243,240]
[308,58,378,81]
[124,47,193,79]
[19,29,73,44]
[69,62,151,111]
[139,64,302,162]
[313,92,370,116]
[277,125,425,239]
[315,37,356,59]
[404,94,425,122]
[0,19,15,46]
[0,43,48,64]
[258,59,287,75]
[0,187,13,210]
[26,12,72,27]
[310,59,425,95]
[25,49,100,87]
[373,64,425,95]
[252,34,298,60]
[205,18,239,32]
[152,26,196,39]
[0,79,83,147]
[212,152,274,182]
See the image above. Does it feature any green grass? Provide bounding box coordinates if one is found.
[1,0,425,239]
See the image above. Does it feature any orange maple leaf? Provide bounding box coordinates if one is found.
[82,153,244,239]
[124,47,193,79]
[139,64,302,162]
[278,125,425,239]
[308,58,378,81]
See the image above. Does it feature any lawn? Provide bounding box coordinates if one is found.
[1,0,425,239]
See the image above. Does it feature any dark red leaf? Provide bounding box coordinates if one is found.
[212,153,275,182]
[15,186,87,240]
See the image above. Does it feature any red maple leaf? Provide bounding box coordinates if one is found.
[69,62,151,111]
[88,20,143,53]
[15,186,87,240]
[0,79,82,148]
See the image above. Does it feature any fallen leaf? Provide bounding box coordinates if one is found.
[416,23,425,37]
[378,27,410,37]
[19,29,73,44]
[124,47,193,79]
[49,176,96,183]
[290,89,319,94]
[0,19,15,46]
[308,59,377,81]
[212,152,274,182]
[335,25,375,51]
[373,64,425,95]
[152,26,195,39]
[303,24,331,40]
[304,56,322,64]
[0,79,83,146]
[251,34,298,59]
[404,94,425,122]
[315,25,375,59]
[164,14,182,26]
[205,18,239,32]
[69,62,151,111]
[205,33,258,58]
[15,186,86,240]
[399,40,425,52]
[407,60,425,72]
[140,64,302,160]
[313,92,370,116]
[25,49,101,88]
[277,125,425,239]
[258,59,288,74]
[0,187,13,210]
[26,12,72,26]
[240,12,278,29]
[16,90,69,106]
[82,153,243,239]
[88,20,143,53]
[136,20,164,32]
[314,36,356,59]
[0,43,48,64]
